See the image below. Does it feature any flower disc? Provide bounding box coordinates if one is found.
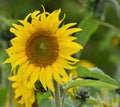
[26,32,59,67]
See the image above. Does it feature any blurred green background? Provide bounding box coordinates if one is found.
[0,0,120,107]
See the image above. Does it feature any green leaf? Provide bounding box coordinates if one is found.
[66,79,119,90]
[86,97,98,105]
[63,98,74,107]
[75,13,100,47]
[39,98,54,107]
[37,91,52,105]
[76,66,119,86]
[40,98,74,107]
[75,13,100,58]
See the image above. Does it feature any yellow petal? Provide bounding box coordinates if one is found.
[56,64,69,83]
[17,61,29,75]
[29,67,40,87]
[24,13,31,21]
[59,42,83,55]
[31,11,40,19]
[52,63,63,84]
[63,28,81,36]
[45,66,54,92]
[12,23,23,31]
[55,23,77,37]
[39,67,47,90]
[23,64,35,85]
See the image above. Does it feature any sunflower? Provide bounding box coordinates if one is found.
[9,73,35,107]
[4,7,83,92]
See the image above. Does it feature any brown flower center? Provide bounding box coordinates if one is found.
[26,32,59,67]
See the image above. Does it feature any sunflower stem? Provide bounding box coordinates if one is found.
[54,80,61,107]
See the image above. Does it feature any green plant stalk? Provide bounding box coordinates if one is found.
[98,21,120,32]
[61,89,67,107]
[53,80,61,107]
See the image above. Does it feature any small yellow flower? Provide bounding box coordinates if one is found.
[79,60,96,68]
[111,36,120,47]
[4,6,83,93]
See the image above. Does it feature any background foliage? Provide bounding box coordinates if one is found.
[0,0,120,107]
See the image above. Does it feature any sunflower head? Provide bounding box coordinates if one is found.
[4,7,83,93]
